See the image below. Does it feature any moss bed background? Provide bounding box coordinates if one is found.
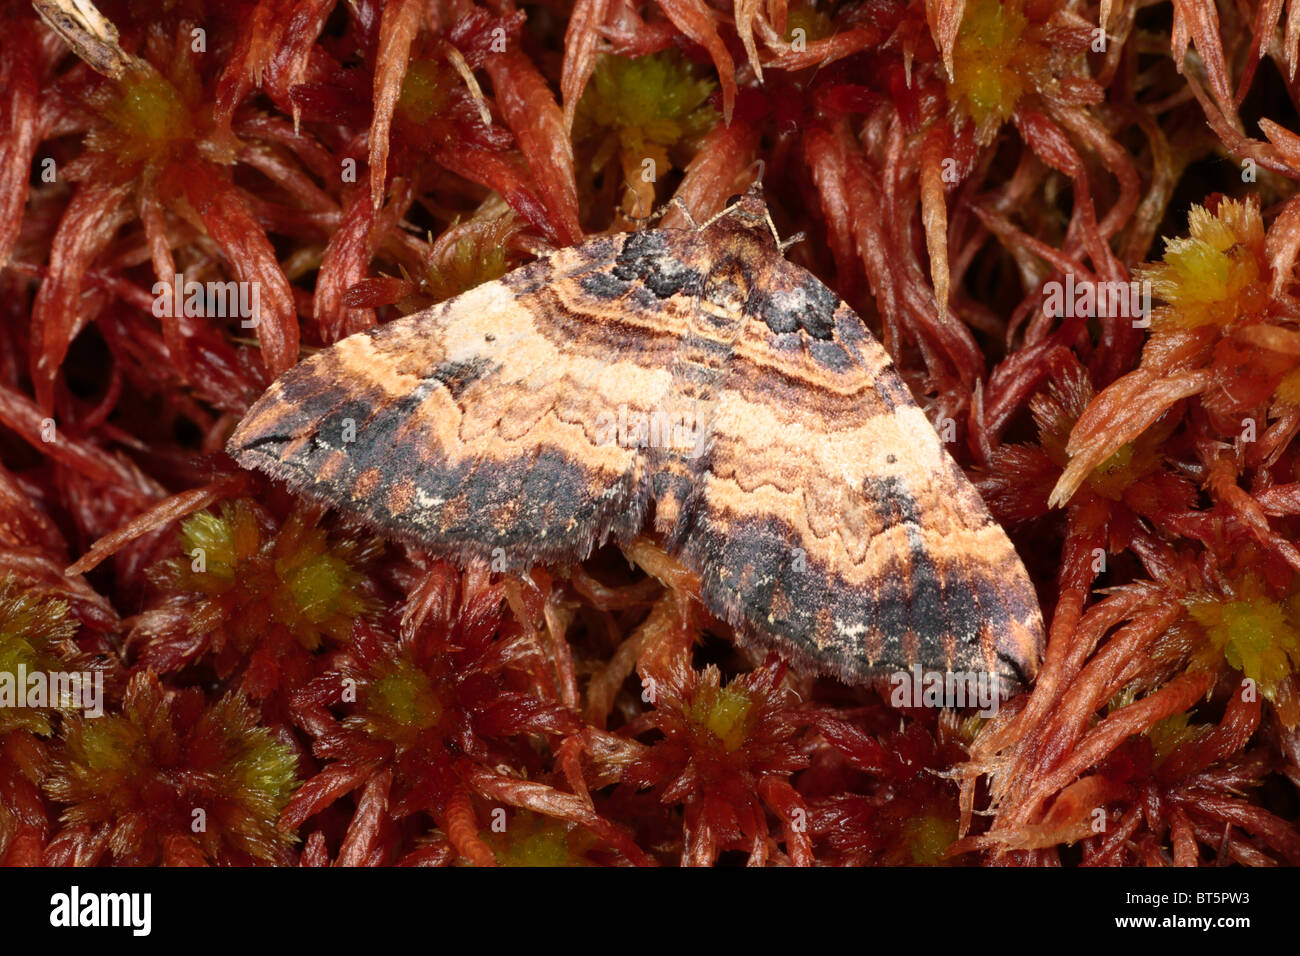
[1,0,1299,866]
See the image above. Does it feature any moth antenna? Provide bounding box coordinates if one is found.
[751,195,791,249]
[778,231,806,253]
[669,196,700,229]
[700,170,780,241]
[698,196,748,231]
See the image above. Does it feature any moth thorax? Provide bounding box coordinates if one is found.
[701,260,751,317]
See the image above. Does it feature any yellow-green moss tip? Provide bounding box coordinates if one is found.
[1186,577,1300,709]
[283,551,353,624]
[577,51,716,152]
[424,217,519,303]
[785,1,833,44]
[1088,443,1138,500]
[79,715,147,775]
[228,726,300,819]
[902,815,958,866]
[0,578,78,736]
[1139,200,1268,331]
[397,59,454,126]
[949,0,1031,142]
[362,658,443,737]
[179,506,261,582]
[50,688,299,861]
[691,683,754,752]
[488,812,595,866]
[87,64,195,167]
[1146,712,1211,763]
[170,500,379,651]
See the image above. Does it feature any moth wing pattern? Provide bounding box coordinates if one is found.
[676,256,1044,691]
[228,233,694,565]
[229,185,1046,692]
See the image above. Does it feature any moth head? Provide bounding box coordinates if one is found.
[712,182,781,248]
[723,181,771,225]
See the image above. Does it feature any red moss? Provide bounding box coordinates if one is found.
[621,654,807,865]
[2,0,1299,866]
[44,671,299,865]
[127,498,383,702]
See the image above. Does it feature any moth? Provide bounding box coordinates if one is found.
[229,184,1044,694]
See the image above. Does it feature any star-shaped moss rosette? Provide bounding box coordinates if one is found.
[128,499,382,699]
[1185,575,1300,726]
[620,655,809,866]
[43,671,299,865]
[0,578,79,737]
[281,564,649,866]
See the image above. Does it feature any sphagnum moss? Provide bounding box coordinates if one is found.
[5,0,1300,867]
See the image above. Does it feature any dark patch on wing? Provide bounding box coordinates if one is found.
[679,512,1025,690]
[428,357,495,399]
[362,435,650,563]
[614,229,669,270]
[748,279,840,340]
[580,270,631,299]
[612,229,700,298]
[862,476,921,527]
[807,339,855,373]
[319,397,394,457]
